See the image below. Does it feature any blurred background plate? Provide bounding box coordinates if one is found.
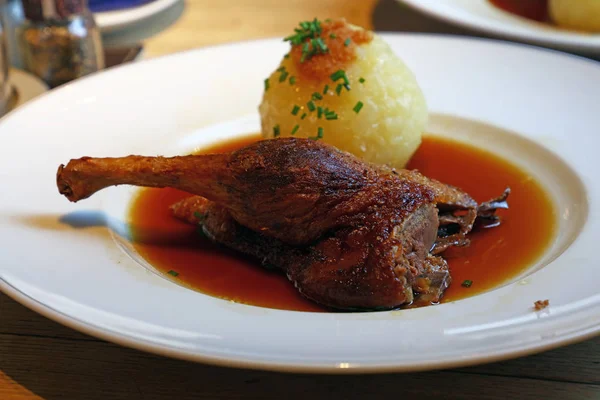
[94,0,180,32]
[396,0,600,57]
[90,0,155,13]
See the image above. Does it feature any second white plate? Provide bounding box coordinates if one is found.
[95,0,180,32]
[397,0,600,56]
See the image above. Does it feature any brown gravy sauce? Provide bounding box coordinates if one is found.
[129,134,556,312]
[489,0,550,23]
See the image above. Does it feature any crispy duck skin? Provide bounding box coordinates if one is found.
[57,138,508,310]
[57,138,477,246]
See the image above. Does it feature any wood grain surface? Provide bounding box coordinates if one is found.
[2,0,599,399]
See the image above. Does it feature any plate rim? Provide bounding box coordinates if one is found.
[3,277,599,374]
[397,0,600,53]
[1,33,600,374]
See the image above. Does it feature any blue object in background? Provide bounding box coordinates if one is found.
[88,0,155,13]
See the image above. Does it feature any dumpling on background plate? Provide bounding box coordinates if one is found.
[548,0,600,32]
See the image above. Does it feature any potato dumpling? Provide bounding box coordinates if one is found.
[259,19,428,169]
[549,0,600,32]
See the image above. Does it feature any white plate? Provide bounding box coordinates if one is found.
[397,0,600,56]
[1,35,599,373]
[95,0,180,32]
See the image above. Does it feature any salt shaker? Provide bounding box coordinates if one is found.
[19,0,104,88]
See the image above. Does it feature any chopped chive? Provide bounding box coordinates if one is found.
[300,42,310,62]
[329,33,337,39]
[289,76,296,85]
[344,83,351,91]
[462,279,473,288]
[283,19,321,45]
[317,106,323,118]
[315,37,328,53]
[285,19,331,63]
[323,84,329,94]
[273,125,280,137]
[291,124,299,135]
[309,127,324,141]
[291,105,300,115]
[359,77,365,84]
[264,78,269,91]
[330,69,349,86]
[313,17,322,32]
[325,112,338,120]
[353,101,364,114]
[330,69,345,81]
[301,113,307,120]
[335,84,343,95]
[276,66,285,72]
[312,92,323,101]
[344,38,351,47]
[167,270,179,277]
[284,19,324,47]
[279,71,289,82]
[284,53,290,59]
[307,101,316,112]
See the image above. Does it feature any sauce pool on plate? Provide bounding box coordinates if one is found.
[129,134,556,312]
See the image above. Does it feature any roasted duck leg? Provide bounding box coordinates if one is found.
[57,138,508,310]
[57,139,480,246]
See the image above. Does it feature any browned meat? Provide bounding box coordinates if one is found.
[57,138,508,310]
[171,195,445,309]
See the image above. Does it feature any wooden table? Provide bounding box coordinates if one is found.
[2,1,599,398]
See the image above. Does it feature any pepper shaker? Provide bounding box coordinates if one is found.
[2,0,26,69]
[0,11,16,116]
[19,0,104,88]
